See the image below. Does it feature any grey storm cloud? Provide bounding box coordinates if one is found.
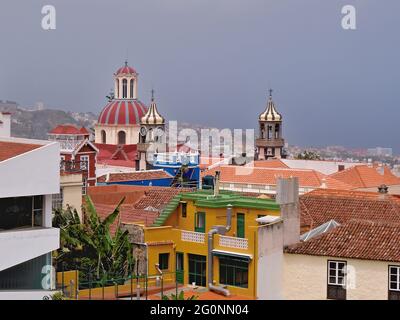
[0,0,399,151]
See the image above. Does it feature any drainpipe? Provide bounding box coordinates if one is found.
[208,204,232,296]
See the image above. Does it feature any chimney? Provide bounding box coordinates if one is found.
[214,171,221,197]
[276,177,300,247]
[378,184,388,198]
[0,112,11,138]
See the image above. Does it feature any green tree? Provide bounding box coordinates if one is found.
[53,196,133,284]
[295,150,322,160]
[162,290,198,300]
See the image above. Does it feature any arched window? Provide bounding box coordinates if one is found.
[267,125,272,140]
[275,124,280,139]
[101,130,106,144]
[118,131,126,145]
[130,79,134,98]
[116,79,119,98]
[122,79,128,98]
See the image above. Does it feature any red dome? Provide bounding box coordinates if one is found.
[115,64,137,75]
[98,100,148,125]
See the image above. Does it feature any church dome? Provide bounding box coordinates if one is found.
[115,62,137,75]
[98,100,148,125]
[141,94,165,125]
[259,92,282,122]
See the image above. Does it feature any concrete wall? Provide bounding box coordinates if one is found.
[257,220,284,300]
[283,253,396,300]
[60,173,83,217]
[282,159,363,175]
[0,137,60,198]
[0,113,11,138]
[0,290,57,300]
[0,228,60,271]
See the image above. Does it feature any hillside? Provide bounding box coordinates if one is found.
[0,104,97,140]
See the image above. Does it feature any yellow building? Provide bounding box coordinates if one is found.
[124,189,284,299]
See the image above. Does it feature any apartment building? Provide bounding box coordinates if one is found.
[0,134,60,299]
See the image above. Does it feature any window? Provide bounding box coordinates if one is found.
[159,253,169,270]
[130,79,134,98]
[267,125,272,140]
[82,178,87,195]
[101,130,106,144]
[52,188,63,211]
[181,202,187,218]
[275,124,280,139]
[122,79,127,98]
[188,254,206,287]
[327,260,347,300]
[118,131,126,145]
[195,212,205,233]
[80,155,89,170]
[389,266,400,300]
[237,213,245,238]
[219,257,249,288]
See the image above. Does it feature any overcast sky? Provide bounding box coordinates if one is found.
[0,1,399,151]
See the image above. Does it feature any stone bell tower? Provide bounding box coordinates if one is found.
[137,90,166,170]
[256,90,285,160]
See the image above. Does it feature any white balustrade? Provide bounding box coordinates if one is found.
[181,230,205,243]
[219,235,248,250]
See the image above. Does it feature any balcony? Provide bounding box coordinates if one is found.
[60,160,88,174]
[0,227,60,271]
[255,138,284,148]
[181,230,205,243]
[218,235,249,250]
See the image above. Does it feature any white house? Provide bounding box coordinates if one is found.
[0,134,60,299]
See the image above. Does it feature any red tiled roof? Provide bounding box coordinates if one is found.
[251,159,289,168]
[79,127,89,134]
[285,219,400,262]
[95,143,138,166]
[49,125,88,135]
[329,165,400,188]
[94,204,159,234]
[0,141,41,161]
[97,170,172,183]
[134,188,192,210]
[300,189,400,230]
[202,165,352,189]
[88,186,193,234]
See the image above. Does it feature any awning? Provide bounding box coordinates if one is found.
[212,249,253,262]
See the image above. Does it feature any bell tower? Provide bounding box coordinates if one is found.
[137,90,166,170]
[114,60,138,99]
[256,90,285,160]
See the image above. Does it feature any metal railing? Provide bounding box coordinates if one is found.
[57,269,181,300]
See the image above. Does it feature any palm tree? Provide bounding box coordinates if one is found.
[54,196,133,284]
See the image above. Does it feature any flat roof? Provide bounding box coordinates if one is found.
[180,190,280,210]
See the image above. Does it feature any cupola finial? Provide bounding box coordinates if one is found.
[269,88,273,98]
[151,88,155,102]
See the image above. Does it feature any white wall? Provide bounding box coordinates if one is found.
[283,254,396,300]
[282,159,363,175]
[257,220,284,300]
[0,138,60,198]
[0,113,11,138]
[0,228,60,271]
[0,290,57,300]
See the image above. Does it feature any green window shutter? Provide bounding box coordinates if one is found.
[237,213,245,238]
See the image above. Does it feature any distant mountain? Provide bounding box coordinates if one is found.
[0,104,97,140]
